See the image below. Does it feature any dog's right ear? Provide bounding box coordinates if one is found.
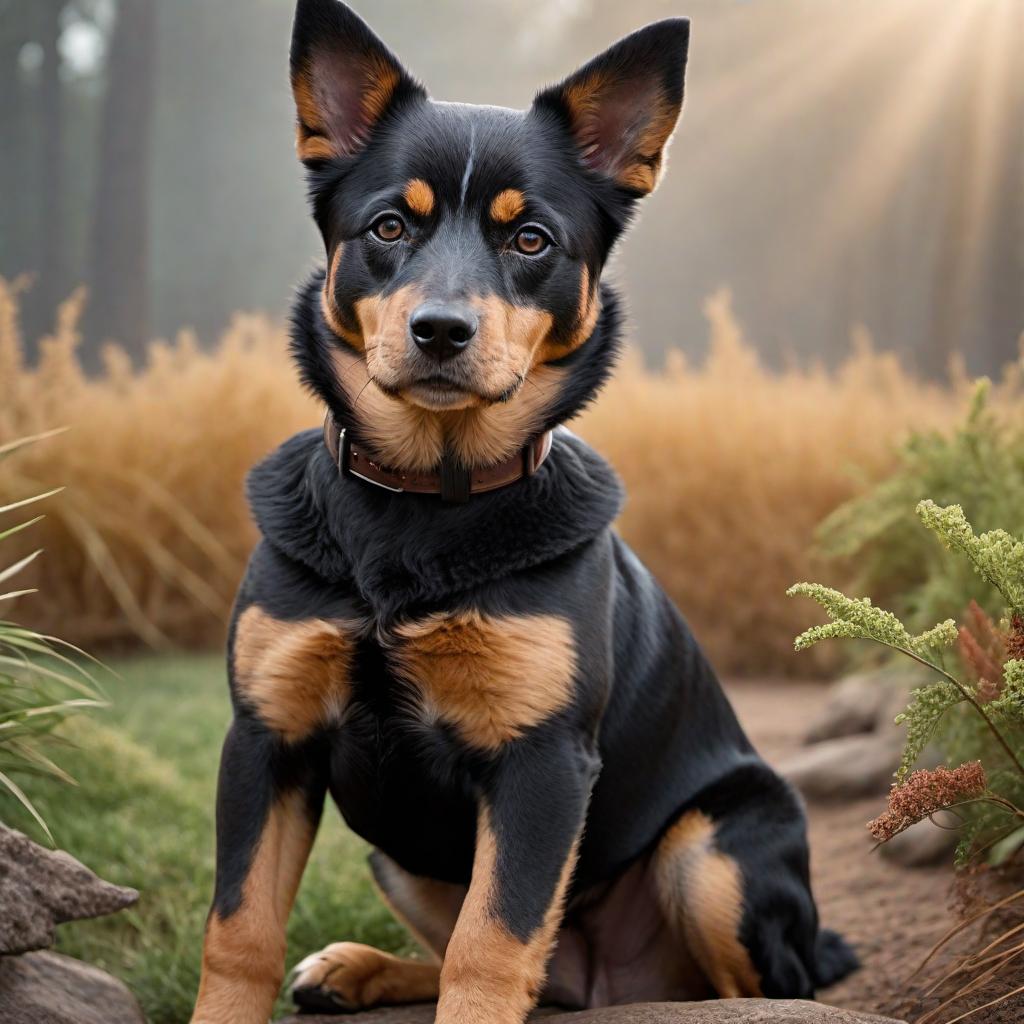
[290,0,425,165]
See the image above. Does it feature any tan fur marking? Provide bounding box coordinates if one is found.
[621,97,680,193]
[442,363,565,468]
[234,607,355,743]
[293,943,441,1010]
[296,128,338,163]
[291,55,400,164]
[473,296,554,394]
[489,188,526,224]
[538,266,600,362]
[333,343,446,473]
[292,73,337,162]
[359,56,401,135]
[404,178,435,217]
[333,347,566,473]
[562,72,679,194]
[322,243,365,350]
[436,808,579,1023]
[389,611,576,750]
[191,792,316,1023]
[654,810,762,999]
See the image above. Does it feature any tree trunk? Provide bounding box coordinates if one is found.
[84,0,158,364]
[12,2,65,348]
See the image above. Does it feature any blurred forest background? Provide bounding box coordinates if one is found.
[2,0,1024,679]
[2,0,1022,375]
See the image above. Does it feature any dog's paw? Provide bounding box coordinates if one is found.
[290,942,414,1012]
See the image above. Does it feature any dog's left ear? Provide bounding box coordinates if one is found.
[533,19,689,196]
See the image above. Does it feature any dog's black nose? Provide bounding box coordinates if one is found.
[409,303,478,360]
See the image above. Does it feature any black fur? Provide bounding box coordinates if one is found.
[198,0,859,1014]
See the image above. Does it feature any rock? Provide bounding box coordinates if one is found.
[879,813,959,868]
[276,999,905,1023]
[778,732,903,800]
[0,824,138,955]
[0,950,145,1024]
[802,670,921,746]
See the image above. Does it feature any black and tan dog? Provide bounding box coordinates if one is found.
[190,2,858,1021]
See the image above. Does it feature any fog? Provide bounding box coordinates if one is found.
[2,0,1021,375]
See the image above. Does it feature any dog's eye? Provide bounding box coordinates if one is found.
[513,228,551,256]
[371,215,405,242]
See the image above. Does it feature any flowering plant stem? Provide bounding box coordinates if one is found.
[889,643,1024,778]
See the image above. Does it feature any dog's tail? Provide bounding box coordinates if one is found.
[814,927,859,989]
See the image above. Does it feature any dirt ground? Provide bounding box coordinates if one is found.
[725,679,1022,1024]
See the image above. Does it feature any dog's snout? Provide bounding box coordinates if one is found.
[409,303,478,361]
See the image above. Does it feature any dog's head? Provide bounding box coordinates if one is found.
[290,0,688,470]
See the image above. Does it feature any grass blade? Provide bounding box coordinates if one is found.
[0,517,44,542]
[0,427,68,458]
[0,488,64,515]
[0,768,54,844]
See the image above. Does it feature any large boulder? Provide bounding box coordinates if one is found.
[0,950,145,1024]
[0,825,138,955]
[276,1000,906,1023]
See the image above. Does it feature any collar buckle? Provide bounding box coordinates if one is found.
[338,427,405,493]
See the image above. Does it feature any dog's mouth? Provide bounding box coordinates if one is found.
[403,375,480,411]
[383,372,525,412]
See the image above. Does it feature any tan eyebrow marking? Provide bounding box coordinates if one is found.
[403,178,435,217]
[489,188,526,224]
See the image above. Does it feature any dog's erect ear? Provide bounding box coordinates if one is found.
[533,19,689,195]
[290,0,425,164]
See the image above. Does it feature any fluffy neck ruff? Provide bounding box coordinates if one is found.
[247,426,624,620]
[289,269,622,473]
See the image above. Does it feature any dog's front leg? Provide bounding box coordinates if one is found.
[436,732,599,1024]
[191,717,325,1024]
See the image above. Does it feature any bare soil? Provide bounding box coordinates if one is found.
[725,679,1023,1024]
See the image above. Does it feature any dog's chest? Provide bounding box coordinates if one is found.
[232,604,578,751]
[232,603,578,878]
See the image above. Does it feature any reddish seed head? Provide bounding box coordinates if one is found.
[868,762,987,843]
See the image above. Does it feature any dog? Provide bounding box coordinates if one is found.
[189,2,858,1021]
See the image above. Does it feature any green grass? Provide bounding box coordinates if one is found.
[0,653,411,1024]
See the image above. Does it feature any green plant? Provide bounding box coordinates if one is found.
[791,500,1024,1023]
[0,430,106,842]
[791,501,1024,859]
[817,380,1024,636]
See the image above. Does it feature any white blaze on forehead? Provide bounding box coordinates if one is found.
[459,123,477,208]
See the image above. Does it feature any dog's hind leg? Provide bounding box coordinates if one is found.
[653,764,854,1000]
[653,805,764,999]
[290,851,464,1012]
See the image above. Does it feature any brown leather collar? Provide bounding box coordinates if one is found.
[322,413,553,503]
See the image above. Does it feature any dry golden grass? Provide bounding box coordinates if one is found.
[574,291,962,675]
[0,278,998,674]
[0,278,317,649]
